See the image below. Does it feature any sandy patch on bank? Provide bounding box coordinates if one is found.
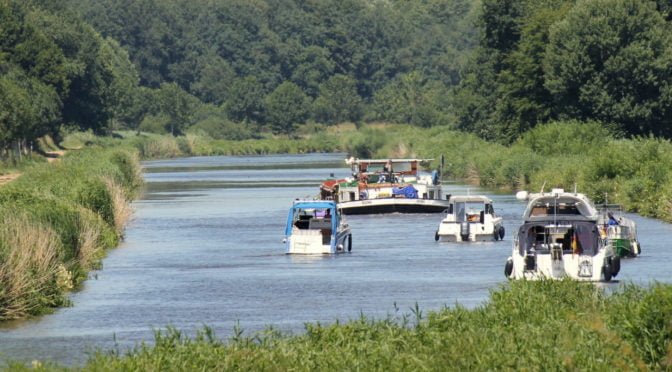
[0,173,20,186]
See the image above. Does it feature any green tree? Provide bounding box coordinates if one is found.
[224,76,266,125]
[371,71,443,127]
[265,81,309,135]
[190,52,236,105]
[154,82,200,135]
[544,0,672,136]
[312,74,362,125]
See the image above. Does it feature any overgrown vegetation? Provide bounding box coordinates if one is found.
[20,280,660,370]
[55,120,672,226]
[0,147,142,320]
[4,0,672,161]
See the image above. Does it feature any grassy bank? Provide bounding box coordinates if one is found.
[61,121,672,223]
[0,147,142,320]
[10,280,664,370]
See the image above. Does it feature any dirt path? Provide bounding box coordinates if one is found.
[0,173,20,186]
[0,150,66,186]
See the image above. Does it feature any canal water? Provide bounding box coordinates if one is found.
[1,153,670,366]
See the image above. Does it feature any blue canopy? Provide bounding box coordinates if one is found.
[285,200,339,236]
[392,185,418,199]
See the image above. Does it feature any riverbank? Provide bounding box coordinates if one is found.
[69,280,672,370]
[0,147,142,320]
[82,122,672,223]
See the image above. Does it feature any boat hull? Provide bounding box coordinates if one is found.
[436,221,504,242]
[508,252,610,281]
[338,198,450,215]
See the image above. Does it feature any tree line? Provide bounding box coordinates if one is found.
[2,0,672,158]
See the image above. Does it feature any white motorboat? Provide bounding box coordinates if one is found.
[504,188,620,281]
[319,158,450,214]
[283,200,352,254]
[434,195,504,242]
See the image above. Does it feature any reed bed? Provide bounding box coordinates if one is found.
[0,215,63,320]
[75,280,671,371]
[0,147,143,320]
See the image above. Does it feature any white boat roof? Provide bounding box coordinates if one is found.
[450,195,493,203]
[520,189,598,221]
[348,158,433,164]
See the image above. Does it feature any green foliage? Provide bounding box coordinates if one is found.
[80,281,672,370]
[223,76,267,125]
[0,147,142,319]
[545,0,672,137]
[265,81,310,135]
[515,120,615,156]
[312,74,363,125]
[138,114,170,135]
[187,117,256,141]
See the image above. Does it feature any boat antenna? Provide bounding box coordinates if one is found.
[574,183,577,194]
[540,181,547,193]
[440,154,445,182]
[553,191,558,230]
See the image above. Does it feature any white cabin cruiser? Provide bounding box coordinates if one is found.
[319,158,450,214]
[283,200,352,254]
[504,188,620,281]
[434,195,504,242]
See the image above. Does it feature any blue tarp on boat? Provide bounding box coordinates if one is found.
[392,185,418,199]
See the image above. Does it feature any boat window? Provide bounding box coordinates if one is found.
[393,162,412,172]
[530,203,581,216]
[518,222,599,256]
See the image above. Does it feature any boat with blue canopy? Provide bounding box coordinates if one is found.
[283,200,352,254]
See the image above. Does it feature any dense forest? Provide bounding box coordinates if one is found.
[2,0,672,157]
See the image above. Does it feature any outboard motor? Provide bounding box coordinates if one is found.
[460,222,470,241]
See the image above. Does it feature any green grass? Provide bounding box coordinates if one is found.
[0,147,143,320]
[9,280,663,371]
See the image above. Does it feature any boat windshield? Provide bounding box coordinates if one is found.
[285,202,338,235]
[454,201,486,222]
[517,221,600,256]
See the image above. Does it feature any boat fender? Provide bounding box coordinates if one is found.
[348,234,352,252]
[499,226,505,240]
[633,241,641,255]
[603,263,613,282]
[434,231,439,242]
[504,257,513,278]
[493,230,499,241]
[611,256,620,277]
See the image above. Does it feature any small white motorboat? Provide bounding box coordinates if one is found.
[504,188,620,282]
[283,200,352,254]
[434,195,504,242]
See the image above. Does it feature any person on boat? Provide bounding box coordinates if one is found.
[607,212,619,225]
[324,209,331,219]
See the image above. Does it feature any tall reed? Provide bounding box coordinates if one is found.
[0,215,64,320]
[0,147,143,319]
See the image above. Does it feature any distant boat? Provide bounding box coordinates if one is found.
[434,195,504,242]
[505,188,620,282]
[597,204,641,258]
[319,158,450,214]
[283,200,352,254]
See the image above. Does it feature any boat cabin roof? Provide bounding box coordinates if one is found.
[522,192,598,222]
[285,200,340,236]
[348,158,433,165]
[450,195,493,203]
